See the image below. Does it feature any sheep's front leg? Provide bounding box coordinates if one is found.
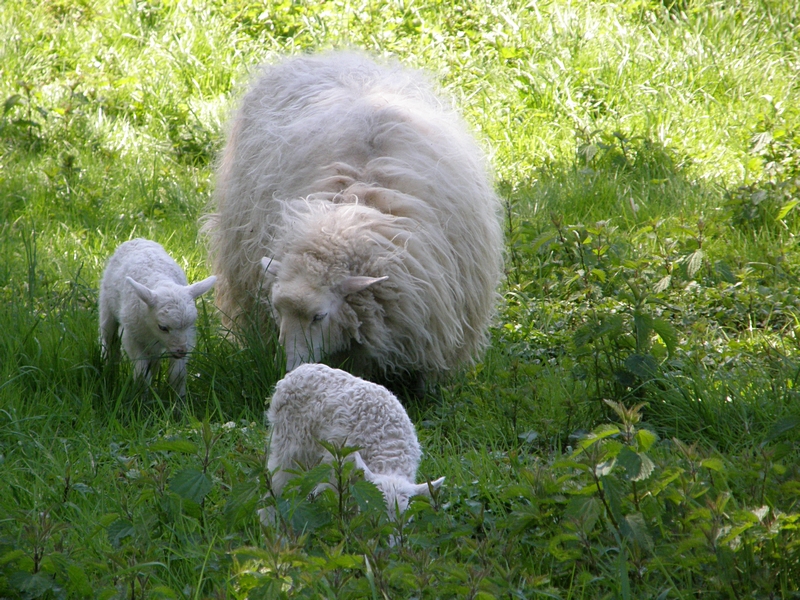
[168,356,187,398]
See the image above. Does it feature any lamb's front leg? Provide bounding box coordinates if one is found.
[133,356,161,386]
[168,356,187,398]
[123,333,159,387]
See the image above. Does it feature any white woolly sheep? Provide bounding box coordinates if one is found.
[203,51,504,389]
[266,363,444,516]
[99,238,216,398]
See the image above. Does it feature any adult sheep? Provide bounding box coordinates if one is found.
[203,51,503,389]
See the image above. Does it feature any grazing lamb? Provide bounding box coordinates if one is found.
[203,51,504,389]
[99,238,216,398]
[266,363,444,516]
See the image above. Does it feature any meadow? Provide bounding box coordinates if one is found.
[1,0,799,597]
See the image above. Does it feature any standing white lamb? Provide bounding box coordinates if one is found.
[266,363,444,517]
[203,51,504,390]
[99,238,216,398]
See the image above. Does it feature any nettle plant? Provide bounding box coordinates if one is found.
[507,401,800,595]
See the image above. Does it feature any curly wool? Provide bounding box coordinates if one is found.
[203,51,504,379]
[266,363,421,493]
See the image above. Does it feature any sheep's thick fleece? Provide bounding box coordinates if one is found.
[204,51,504,382]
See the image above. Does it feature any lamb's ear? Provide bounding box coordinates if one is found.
[339,275,388,295]
[413,476,445,497]
[261,256,281,277]
[127,277,156,308]
[188,275,216,299]
[352,452,374,479]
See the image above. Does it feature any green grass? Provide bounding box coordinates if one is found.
[2,0,800,597]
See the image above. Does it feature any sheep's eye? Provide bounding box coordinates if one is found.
[158,324,169,333]
[311,312,328,323]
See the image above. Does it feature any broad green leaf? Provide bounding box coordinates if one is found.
[719,522,755,546]
[553,459,592,472]
[686,249,704,278]
[170,468,212,504]
[66,564,93,598]
[715,260,738,283]
[730,509,760,524]
[281,497,331,532]
[591,268,606,283]
[635,428,658,453]
[777,199,799,220]
[651,317,678,356]
[625,354,658,380]
[107,519,134,549]
[224,480,261,528]
[602,476,625,526]
[325,554,364,570]
[636,453,655,482]
[618,446,655,481]
[633,311,653,352]
[565,496,601,534]
[617,446,642,481]
[284,463,333,499]
[574,423,620,452]
[532,230,558,253]
[350,479,386,515]
[700,457,725,472]
[772,462,788,475]
[622,513,653,551]
[9,572,58,597]
[548,533,582,562]
[572,482,601,496]
[752,505,769,522]
[0,549,26,566]
[653,274,671,293]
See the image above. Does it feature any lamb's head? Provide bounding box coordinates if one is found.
[126,276,216,358]
[261,256,386,372]
[353,453,444,518]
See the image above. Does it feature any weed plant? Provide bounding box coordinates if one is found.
[1,0,800,597]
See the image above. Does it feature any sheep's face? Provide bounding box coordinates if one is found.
[127,276,216,359]
[367,472,446,519]
[269,276,347,372]
[262,257,386,372]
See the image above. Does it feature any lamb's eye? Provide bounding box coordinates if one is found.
[311,312,328,323]
[158,324,169,333]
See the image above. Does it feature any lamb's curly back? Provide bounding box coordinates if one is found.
[203,51,503,381]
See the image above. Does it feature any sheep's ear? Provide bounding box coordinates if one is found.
[261,256,281,277]
[127,277,156,308]
[413,476,445,497]
[339,275,388,295]
[352,452,374,478]
[188,275,216,299]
